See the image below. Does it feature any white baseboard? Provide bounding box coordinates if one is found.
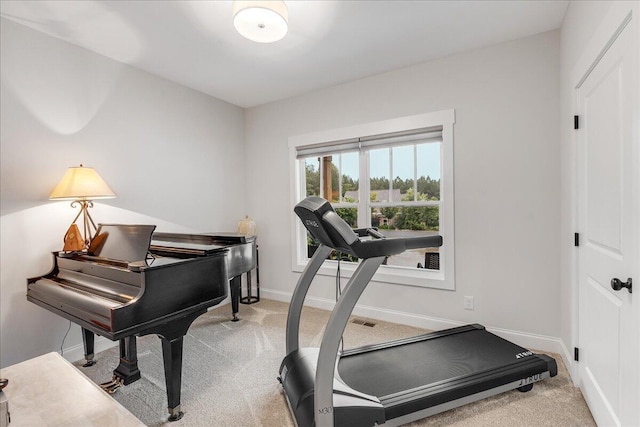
[558,339,579,386]
[485,326,564,357]
[61,336,118,364]
[262,288,565,356]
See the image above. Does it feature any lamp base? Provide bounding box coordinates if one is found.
[68,200,98,250]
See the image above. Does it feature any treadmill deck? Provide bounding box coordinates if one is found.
[339,324,534,396]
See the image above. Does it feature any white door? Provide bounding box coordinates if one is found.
[576,14,639,427]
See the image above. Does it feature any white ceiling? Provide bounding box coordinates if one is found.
[0,0,569,108]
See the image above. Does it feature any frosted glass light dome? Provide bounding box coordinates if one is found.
[233,1,288,43]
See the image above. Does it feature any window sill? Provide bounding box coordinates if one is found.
[291,259,453,290]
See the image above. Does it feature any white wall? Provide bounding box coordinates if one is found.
[0,19,246,368]
[245,31,562,346]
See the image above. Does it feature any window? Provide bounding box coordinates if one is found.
[289,110,455,290]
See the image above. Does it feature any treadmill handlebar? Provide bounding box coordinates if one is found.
[352,234,442,259]
[403,235,443,250]
[354,228,376,237]
[354,228,386,239]
[366,228,386,240]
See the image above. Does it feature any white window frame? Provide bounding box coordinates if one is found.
[289,109,455,290]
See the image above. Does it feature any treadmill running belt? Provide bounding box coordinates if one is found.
[338,329,530,397]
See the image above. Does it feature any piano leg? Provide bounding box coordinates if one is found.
[147,309,205,422]
[113,337,141,385]
[161,336,185,422]
[81,328,96,367]
[230,275,240,322]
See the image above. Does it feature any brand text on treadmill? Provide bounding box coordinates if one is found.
[519,374,542,386]
[515,351,533,359]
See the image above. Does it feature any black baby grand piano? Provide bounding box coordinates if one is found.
[279,197,557,427]
[27,224,256,422]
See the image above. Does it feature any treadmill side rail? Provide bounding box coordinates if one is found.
[384,372,553,427]
[379,354,557,421]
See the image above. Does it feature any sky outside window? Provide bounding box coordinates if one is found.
[356,142,440,180]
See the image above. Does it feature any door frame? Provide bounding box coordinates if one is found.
[570,0,639,422]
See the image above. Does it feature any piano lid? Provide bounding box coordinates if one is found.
[89,224,156,262]
[153,232,255,244]
[150,232,252,257]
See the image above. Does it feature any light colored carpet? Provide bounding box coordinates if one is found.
[74,299,595,427]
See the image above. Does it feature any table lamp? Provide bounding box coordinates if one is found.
[50,164,116,250]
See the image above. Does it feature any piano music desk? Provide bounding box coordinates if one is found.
[0,352,144,427]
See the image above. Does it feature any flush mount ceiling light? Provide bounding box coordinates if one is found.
[233,0,288,43]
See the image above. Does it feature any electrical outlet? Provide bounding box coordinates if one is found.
[464,296,474,310]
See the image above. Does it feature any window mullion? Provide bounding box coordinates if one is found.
[388,147,393,202]
[359,150,370,228]
[413,144,418,201]
[338,154,343,202]
[318,157,324,200]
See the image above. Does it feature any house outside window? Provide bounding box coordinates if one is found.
[289,110,455,290]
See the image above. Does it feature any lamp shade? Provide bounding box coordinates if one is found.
[233,0,288,43]
[49,165,116,200]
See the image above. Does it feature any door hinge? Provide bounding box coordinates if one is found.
[574,233,580,247]
[574,115,579,129]
[574,347,579,362]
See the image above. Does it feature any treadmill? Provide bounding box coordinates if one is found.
[278,196,557,427]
